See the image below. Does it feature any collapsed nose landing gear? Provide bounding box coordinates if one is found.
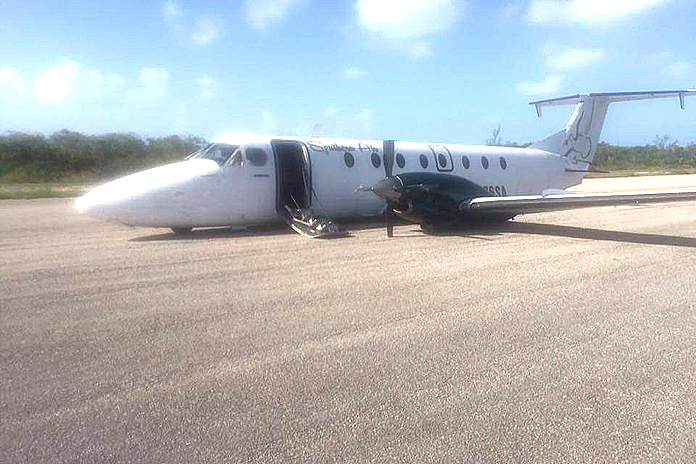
[281,205,344,238]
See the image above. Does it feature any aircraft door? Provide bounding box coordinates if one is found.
[271,140,312,213]
[428,145,454,172]
[229,143,276,223]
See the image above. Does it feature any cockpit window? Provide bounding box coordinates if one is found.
[245,147,268,166]
[227,148,243,166]
[187,143,240,166]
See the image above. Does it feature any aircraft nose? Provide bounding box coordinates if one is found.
[75,159,219,226]
[75,181,142,224]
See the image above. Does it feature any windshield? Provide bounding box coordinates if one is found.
[187,143,240,166]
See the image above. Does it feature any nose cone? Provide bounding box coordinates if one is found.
[76,159,219,226]
[371,177,403,203]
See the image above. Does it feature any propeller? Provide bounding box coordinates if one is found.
[383,140,395,237]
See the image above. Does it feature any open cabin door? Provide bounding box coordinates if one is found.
[271,140,343,238]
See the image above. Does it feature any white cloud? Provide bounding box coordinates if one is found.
[355,0,466,58]
[128,67,169,104]
[503,1,524,18]
[197,73,220,100]
[343,67,366,79]
[262,110,277,134]
[29,58,125,105]
[410,41,433,58]
[315,107,376,138]
[0,67,29,102]
[163,0,184,26]
[354,108,374,137]
[526,0,670,25]
[648,51,692,77]
[663,61,691,77]
[163,1,222,46]
[33,58,80,105]
[140,67,169,88]
[516,75,562,95]
[83,70,126,100]
[192,16,223,46]
[245,0,307,31]
[356,0,465,39]
[542,44,604,70]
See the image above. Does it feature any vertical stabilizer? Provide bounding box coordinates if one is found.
[531,99,608,167]
[529,90,695,171]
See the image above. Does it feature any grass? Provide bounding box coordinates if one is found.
[584,168,696,178]
[0,183,93,200]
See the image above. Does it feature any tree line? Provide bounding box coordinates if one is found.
[0,130,206,182]
[487,126,696,172]
[1,129,696,183]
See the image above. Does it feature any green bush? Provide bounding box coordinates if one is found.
[0,130,205,182]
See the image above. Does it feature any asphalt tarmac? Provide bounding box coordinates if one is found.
[2,175,696,463]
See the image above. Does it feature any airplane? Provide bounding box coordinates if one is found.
[76,89,696,238]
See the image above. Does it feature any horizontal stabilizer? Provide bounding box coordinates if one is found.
[531,89,696,117]
[463,190,696,215]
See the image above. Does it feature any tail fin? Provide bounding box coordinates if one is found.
[530,90,695,168]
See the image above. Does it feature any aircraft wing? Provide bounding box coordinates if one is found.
[462,190,696,215]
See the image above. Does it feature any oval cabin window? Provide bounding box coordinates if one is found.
[344,152,355,168]
[371,152,381,168]
[419,154,429,169]
[396,153,405,168]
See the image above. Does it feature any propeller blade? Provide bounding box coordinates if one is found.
[385,202,394,238]
[383,140,394,178]
[383,140,396,237]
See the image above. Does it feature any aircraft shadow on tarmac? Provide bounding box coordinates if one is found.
[433,221,696,248]
[130,219,696,248]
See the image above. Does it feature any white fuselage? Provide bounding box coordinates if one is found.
[76,134,570,229]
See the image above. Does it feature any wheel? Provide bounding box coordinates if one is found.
[171,227,193,235]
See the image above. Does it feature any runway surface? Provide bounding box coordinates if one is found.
[2,175,696,463]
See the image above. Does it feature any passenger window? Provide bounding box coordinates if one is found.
[245,147,268,166]
[419,154,428,169]
[371,152,381,168]
[462,155,470,169]
[481,156,489,169]
[344,152,355,168]
[396,153,405,168]
[500,157,507,170]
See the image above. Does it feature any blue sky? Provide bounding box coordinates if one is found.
[1,0,695,145]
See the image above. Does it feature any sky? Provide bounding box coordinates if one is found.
[1,0,695,145]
